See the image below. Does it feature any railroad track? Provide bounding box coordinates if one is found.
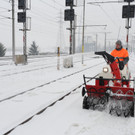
[3,73,99,135]
[0,62,104,103]
[0,56,104,135]
[0,53,69,67]
[0,64,56,77]
[0,57,100,78]
[0,55,55,67]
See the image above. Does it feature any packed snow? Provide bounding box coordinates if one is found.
[0,52,135,135]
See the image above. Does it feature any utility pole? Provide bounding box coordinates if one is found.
[70,5,73,54]
[82,0,85,64]
[126,1,130,50]
[57,47,60,70]
[64,0,75,54]
[104,32,112,51]
[18,0,31,64]
[59,10,63,50]
[76,25,107,64]
[95,34,98,52]
[132,34,135,53]
[73,14,76,54]
[122,0,135,50]
[104,32,106,51]
[23,0,27,64]
[12,0,15,62]
[76,25,107,52]
[57,10,64,70]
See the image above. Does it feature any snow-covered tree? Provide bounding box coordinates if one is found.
[0,42,6,57]
[28,41,39,55]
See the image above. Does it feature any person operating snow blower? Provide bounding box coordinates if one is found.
[111,40,129,70]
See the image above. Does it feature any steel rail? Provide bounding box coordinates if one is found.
[0,62,104,103]
[3,73,98,135]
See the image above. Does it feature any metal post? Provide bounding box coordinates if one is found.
[23,21,27,64]
[126,1,131,50]
[73,14,76,54]
[133,77,135,89]
[104,32,106,51]
[23,0,27,64]
[57,47,60,70]
[95,34,98,52]
[12,0,15,62]
[82,0,85,64]
[126,18,129,50]
[132,34,135,53]
[70,8,73,55]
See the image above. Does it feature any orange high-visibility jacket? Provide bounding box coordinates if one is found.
[111,48,129,62]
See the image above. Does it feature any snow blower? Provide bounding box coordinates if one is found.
[82,51,135,117]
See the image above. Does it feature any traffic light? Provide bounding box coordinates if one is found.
[66,0,73,6]
[64,9,74,21]
[18,12,26,23]
[122,5,135,18]
[18,0,26,9]
[124,0,134,2]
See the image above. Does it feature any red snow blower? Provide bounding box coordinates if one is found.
[82,51,135,117]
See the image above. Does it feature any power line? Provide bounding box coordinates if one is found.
[0,20,11,27]
[0,10,11,13]
[0,6,10,10]
[0,17,10,20]
[0,15,11,19]
[1,0,10,3]
[88,1,124,4]
[30,9,59,22]
[29,3,65,26]
[39,0,61,11]
[99,6,119,27]
[91,1,128,40]
[30,12,59,26]
[51,0,64,8]
[87,0,126,28]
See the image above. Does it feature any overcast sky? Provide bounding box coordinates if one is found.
[0,0,135,54]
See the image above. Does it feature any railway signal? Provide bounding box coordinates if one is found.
[64,0,75,54]
[18,0,26,9]
[18,12,26,23]
[122,5,135,18]
[64,9,74,21]
[122,0,135,50]
[66,0,74,6]
[17,0,31,64]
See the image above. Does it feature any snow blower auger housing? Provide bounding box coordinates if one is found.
[82,51,135,117]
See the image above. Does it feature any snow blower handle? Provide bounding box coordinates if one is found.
[95,51,121,80]
[115,57,124,70]
[95,51,115,64]
[133,77,135,89]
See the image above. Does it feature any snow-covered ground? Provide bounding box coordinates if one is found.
[0,52,135,135]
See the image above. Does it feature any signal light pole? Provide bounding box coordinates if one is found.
[82,0,85,64]
[64,0,75,55]
[123,0,135,50]
[18,0,31,64]
[70,6,73,54]
[23,1,27,64]
[12,0,15,62]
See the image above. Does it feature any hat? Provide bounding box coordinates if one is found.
[116,40,122,46]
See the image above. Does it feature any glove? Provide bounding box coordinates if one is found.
[119,61,124,70]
